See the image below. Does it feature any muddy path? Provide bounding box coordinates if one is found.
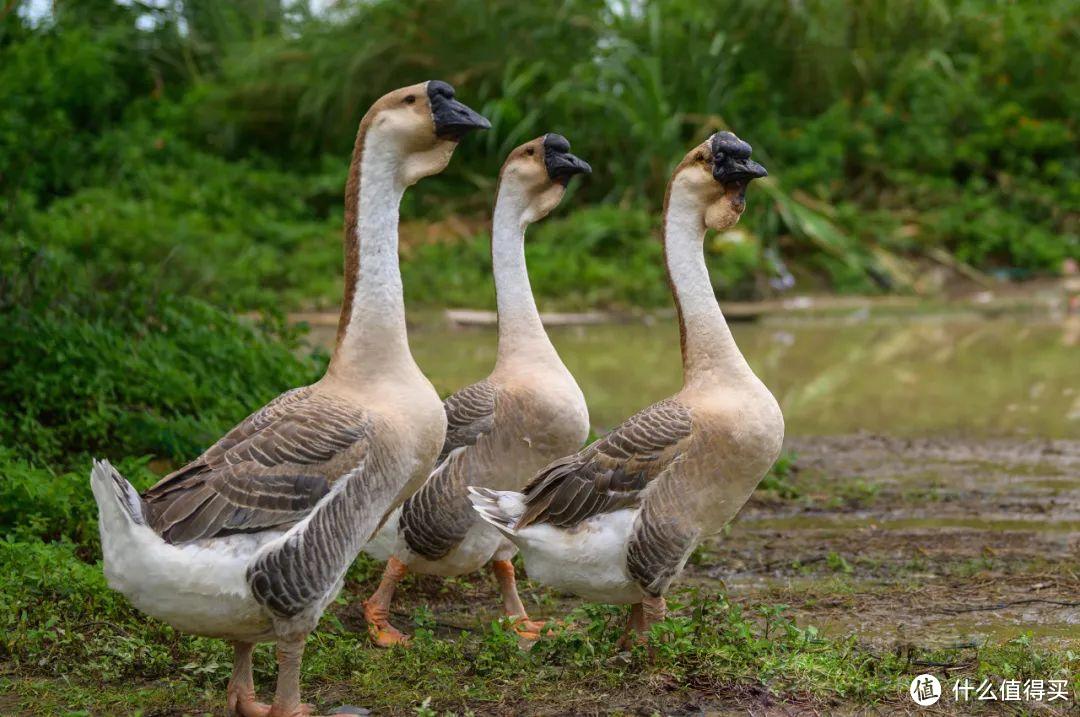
[330,434,1077,715]
[710,435,1079,649]
[345,435,1078,646]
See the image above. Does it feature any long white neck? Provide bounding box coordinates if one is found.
[329,136,412,381]
[664,184,753,389]
[491,186,557,367]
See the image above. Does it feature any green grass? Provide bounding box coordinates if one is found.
[1,541,1075,715]
[0,266,1073,716]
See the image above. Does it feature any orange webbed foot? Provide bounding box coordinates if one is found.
[363,597,411,648]
[366,618,411,648]
[227,688,272,717]
[266,703,318,717]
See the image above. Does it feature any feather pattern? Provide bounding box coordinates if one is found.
[399,380,498,559]
[515,398,694,529]
[142,387,371,544]
[626,484,699,596]
[248,445,394,618]
[438,380,497,462]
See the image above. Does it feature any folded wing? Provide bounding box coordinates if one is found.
[514,398,693,529]
[143,386,371,543]
[400,379,498,559]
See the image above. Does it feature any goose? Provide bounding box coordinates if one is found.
[469,132,782,643]
[361,134,593,646]
[89,81,489,717]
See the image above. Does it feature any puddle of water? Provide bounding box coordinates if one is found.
[719,574,1080,647]
[736,515,1080,533]
[310,313,1080,438]
[306,311,1079,646]
[797,613,1080,648]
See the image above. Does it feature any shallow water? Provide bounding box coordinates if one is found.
[328,312,1079,439]
[309,310,1079,647]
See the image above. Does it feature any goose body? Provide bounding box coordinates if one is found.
[472,133,783,633]
[91,472,287,640]
[94,379,444,640]
[91,81,489,717]
[361,135,592,645]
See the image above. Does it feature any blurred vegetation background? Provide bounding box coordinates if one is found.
[2,0,1078,514]
[0,2,1077,703]
[3,0,1077,314]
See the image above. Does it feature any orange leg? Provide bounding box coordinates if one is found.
[617,596,666,649]
[641,595,667,632]
[362,556,411,648]
[266,636,320,717]
[491,559,545,639]
[227,642,271,717]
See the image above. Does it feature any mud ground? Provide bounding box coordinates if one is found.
[338,434,1079,715]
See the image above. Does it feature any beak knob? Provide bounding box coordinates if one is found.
[544,133,592,184]
[428,80,491,141]
[711,131,767,183]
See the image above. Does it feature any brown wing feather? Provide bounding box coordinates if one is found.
[395,380,497,558]
[515,398,693,529]
[438,379,497,462]
[142,387,370,544]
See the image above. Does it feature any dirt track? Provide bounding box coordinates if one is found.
[329,434,1077,715]
[716,435,1079,650]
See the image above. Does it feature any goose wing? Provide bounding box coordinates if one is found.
[142,386,371,544]
[514,398,693,529]
[399,379,498,559]
[438,379,497,462]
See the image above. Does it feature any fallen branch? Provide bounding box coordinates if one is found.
[935,598,1080,615]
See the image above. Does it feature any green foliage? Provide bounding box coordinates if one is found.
[4,0,1076,312]
[401,205,671,310]
[0,451,150,546]
[0,242,323,546]
[759,451,800,499]
[15,132,344,311]
[0,245,323,471]
[4,551,1076,714]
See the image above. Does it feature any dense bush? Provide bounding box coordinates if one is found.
[3,0,1076,310]
[1,245,323,467]
[0,243,324,546]
[14,133,344,310]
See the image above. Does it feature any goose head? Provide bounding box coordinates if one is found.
[672,131,767,231]
[499,133,591,224]
[364,80,491,186]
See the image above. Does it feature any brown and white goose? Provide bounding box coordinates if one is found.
[361,134,592,646]
[89,81,489,717]
[470,132,782,641]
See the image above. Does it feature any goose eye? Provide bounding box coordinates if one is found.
[404,95,416,105]
[525,148,535,156]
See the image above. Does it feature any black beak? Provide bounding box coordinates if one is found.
[428,80,491,141]
[543,133,592,185]
[711,131,767,184]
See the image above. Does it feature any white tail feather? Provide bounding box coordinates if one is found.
[467,486,526,535]
[90,458,146,530]
[90,459,277,638]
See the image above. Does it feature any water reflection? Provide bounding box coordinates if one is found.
[313,314,1080,438]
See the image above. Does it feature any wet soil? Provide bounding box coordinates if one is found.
[336,434,1078,715]
[716,435,1079,648]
